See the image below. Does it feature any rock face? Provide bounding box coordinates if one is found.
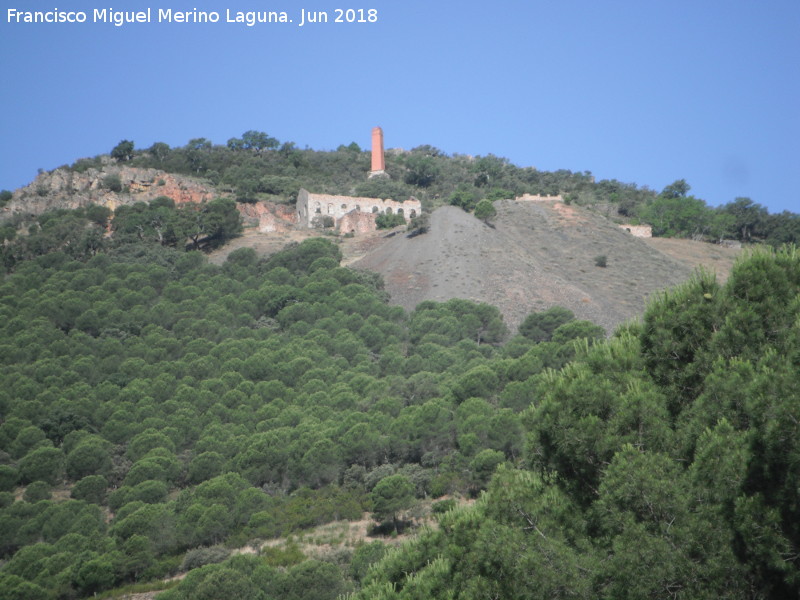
[2,165,303,235]
[3,166,216,218]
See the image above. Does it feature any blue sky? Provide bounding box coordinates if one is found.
[1,0,798,213]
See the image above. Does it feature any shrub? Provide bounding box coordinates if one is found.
[103,174,123,192]
[431,498,457,514]
[311,215,335,229]
[111,140,135,162]
[474,199,497,223]
[375,213,406,229]
[406,213,430,237]
[349,541,387,582]
[181,546,231,571]
[594,255,608,268]
[23,481,51,502]
[519,306,575,342]
[18,446,63,485]
[260,540,305,567]
[71,475,109,504]
[449,186,479,211]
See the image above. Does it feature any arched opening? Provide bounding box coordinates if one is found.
[328,204,333,214]
[409,209,417,218]
[372,206,379,214]
[341,204,347,210]
[314,202,321,214]
[397,208,404,217]
[356,205,361,212]
[385,207,393,215]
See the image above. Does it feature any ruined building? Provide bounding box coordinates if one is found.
[296,189,420,232]
[295,127,422,232]
[618,224,653,238]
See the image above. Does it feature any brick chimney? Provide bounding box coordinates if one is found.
[369,126,386,177]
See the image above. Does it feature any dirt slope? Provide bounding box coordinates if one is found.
[353,200,699,333]
[643,237,740,283]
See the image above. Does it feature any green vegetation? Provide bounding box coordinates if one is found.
[354,246,800,599]
[473,199,497,224]
[374,213,406,229]
[370,475,415,533]
[1,197,241,272]
[0,222,605,598]
[594,254,607,267]
[111,140,135,163]
[405,213,430,238]
[102,173,123,193]
[2,131,799,599]
[635,180,800,246]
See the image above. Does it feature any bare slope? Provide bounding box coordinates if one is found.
[353,200,697,333]
[643,236,740,283]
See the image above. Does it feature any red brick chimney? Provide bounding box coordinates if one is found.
[370,126,385,176]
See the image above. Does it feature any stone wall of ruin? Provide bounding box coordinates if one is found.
[515,193,564,202]
[619,224,652,238]
[238,202,298,233]
[338,210,378,234]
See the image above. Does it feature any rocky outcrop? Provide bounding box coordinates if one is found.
[2,166,307,237]
[3,166,216,218]
[238,202,298,232]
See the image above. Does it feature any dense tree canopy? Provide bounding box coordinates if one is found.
[1,230,610,598]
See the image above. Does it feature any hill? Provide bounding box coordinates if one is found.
[2,137,798,600]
